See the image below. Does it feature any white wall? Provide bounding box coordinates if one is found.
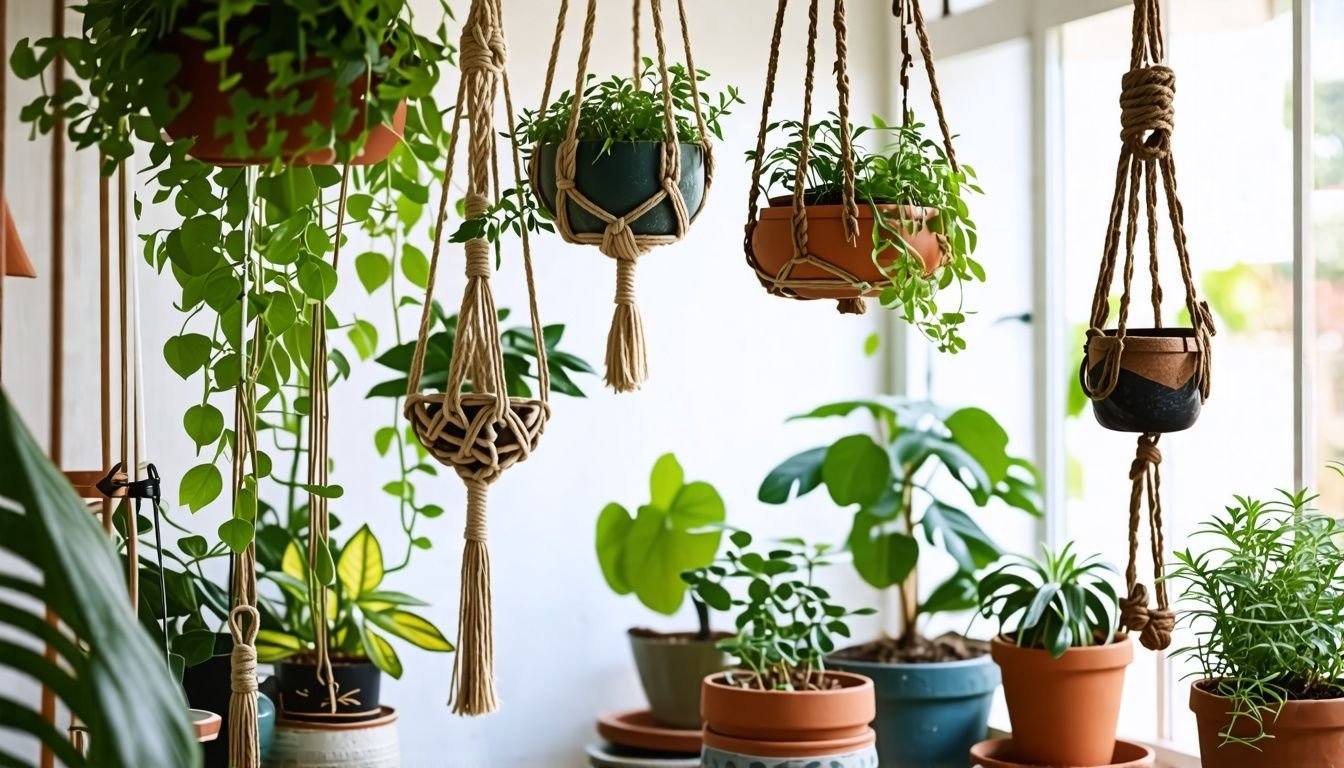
[0,1,899,766]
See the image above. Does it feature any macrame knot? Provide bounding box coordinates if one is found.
[1119,65,1175,161]
[555,177,576,192]
[615,257,637,306]
[837,297,866,315]
[228,605,259,694]
[1083,327,1126,400]
[459,6,507,76]
[464,480,489,543]
[1130,435,1162,480]
[465,241,492,279]
[1119,583,1174,651]
[601,217,643,262]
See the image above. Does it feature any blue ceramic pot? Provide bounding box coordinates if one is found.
[828,655,1000,768]
[183,648,276,767]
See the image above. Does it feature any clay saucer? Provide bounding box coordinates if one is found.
[585,743,700,768]
[971,738,1155,768]
[189,709,221,743]
[596,710,702,755]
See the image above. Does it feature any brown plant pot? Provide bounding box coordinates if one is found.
[628,629,728,729]
[3,200,35,278]
[1190,679,1344,767]
[1082,328,1204,433]
[164,37,405,167]
[970,737,1155,768]
[750,202,943,300]
[700,670,876,751]
[992,635,1133,767]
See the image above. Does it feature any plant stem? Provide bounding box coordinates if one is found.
[898,461,920,646]
[694,597,710,641]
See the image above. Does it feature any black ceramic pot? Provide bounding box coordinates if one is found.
[181,635,275,767]
[275,658,383,723]
[1082,328,1204,433]
[532,141,706,237]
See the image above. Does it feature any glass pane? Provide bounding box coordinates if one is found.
[1315,1,1344,502]
[1061,0,1295,752]
[948,0,993,14]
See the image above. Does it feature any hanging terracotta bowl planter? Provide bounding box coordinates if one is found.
[164,37,405,167]
[751,201,944,300]
[1081,328,1204,433]
[532,141,707,239]
[275,657,384,724]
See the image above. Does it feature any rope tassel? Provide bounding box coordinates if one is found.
[452,480,498,715]
[605,257,648,392]
[228,606,261,768]
[1121,433,1175,651]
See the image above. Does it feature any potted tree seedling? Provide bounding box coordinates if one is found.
[684,533,879,767]
[595,453,728,741]
[1169,479,1344,768]
[975,543,1137,768]
[747,115,982,352]
[760,397,1042,768]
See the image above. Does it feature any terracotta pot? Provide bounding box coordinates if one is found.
[3,200,35,278]
[1190,679,1344,767]
[700,671,877,764]
[596,709,702,754]
[532,141,707,239]
[190,709,222,743]
[750,203,943,300]
[970,737,1155,768]
[164,36,405,167]
[1082,328,1204,433]
[275,658,382,724]
[268,705,399,768]
[992,635,1133,767]
[628,629,728,729]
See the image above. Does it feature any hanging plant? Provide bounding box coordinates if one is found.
[749,113,982,352]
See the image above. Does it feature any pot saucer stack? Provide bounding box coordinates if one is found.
[590,709,702,767]
[970,738,1155,768]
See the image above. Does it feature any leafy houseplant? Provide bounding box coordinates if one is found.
[595,454,727,730]
[760,397,1041,768]
[684,533,880,764]
[748,115,983,352]
[978,543,1131,767]
[1171,482,1344,767]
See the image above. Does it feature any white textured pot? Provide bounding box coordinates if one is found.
[265,706,399,768]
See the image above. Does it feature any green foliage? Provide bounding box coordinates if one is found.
[682,533,876,690]
[749,114,984,353]
[0,389,200,767]
[519,60,743,149]
[254,525,453,678]
[759,398,1042,642]
[1169,481,1344,747]
[595,454,726,616]
[978,542,1121,658]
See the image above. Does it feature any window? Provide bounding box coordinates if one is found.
[905,1,1331,764]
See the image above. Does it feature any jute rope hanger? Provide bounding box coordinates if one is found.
[1082,0,1216,653]
[742,0,958,315]
[404,0,551,716]
[532,0,714,392]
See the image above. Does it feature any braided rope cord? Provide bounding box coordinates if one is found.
[1081,0,1215,653]
[742,0,955,314]
[533,0,713,392]
[403,0,549,716]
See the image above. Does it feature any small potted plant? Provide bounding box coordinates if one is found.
[521,62,742,240]
[761,398,1042,768]
[1169,480,1344,767]
[748,115,982,351]
[256,525,453,722]
[976,542,1133,767]
[684,533,879,766]
[595,454,728,736]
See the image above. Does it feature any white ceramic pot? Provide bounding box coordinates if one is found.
[265,706,399,768]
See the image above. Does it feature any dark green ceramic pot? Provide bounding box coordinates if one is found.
[1083,327,1204,433]
[181,634,276,767]
[532,141,706,236]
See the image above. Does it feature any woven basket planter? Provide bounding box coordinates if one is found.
[1082,329,1204,434]
[404,393,548,478]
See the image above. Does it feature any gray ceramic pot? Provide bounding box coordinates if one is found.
[829,655,1000,768]
[628,629,727,729]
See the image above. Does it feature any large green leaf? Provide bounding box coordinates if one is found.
[945,407,1010,485]
[0,388,200,767]
[338,525,384,599]
[847,511,919,589]
[595,503,634,595]
[822,434,892,507]
[357,623,404,679]
[758,447,826,504]
[648,454,684,511]
[363,609,453,652]
[920,501,1002,572]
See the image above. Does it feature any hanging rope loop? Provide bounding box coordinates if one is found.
[1120,432,1174,651]
[1119,65,1175,161]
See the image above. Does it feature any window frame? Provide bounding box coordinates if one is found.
[888,0,1318,765]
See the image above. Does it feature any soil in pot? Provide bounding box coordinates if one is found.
[700,670,877,763]
[532,141,707,238]
[1190,679,1344,768]
[828,634,998,768]
[992,634,1133,767]
[1083,328,1204,433]
[181,636,276,768]
[750,196,944,300]
[276,655,383,723]
[627,628,728,729]
[970,737,1155,768]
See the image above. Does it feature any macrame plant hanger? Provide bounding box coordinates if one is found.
[532,0,713,392]
[405,0,551,716]
[742,0,958,315]
[1080,0,1216,653]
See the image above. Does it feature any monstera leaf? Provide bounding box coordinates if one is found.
[0,388,199,767]
[595,454,725,615]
